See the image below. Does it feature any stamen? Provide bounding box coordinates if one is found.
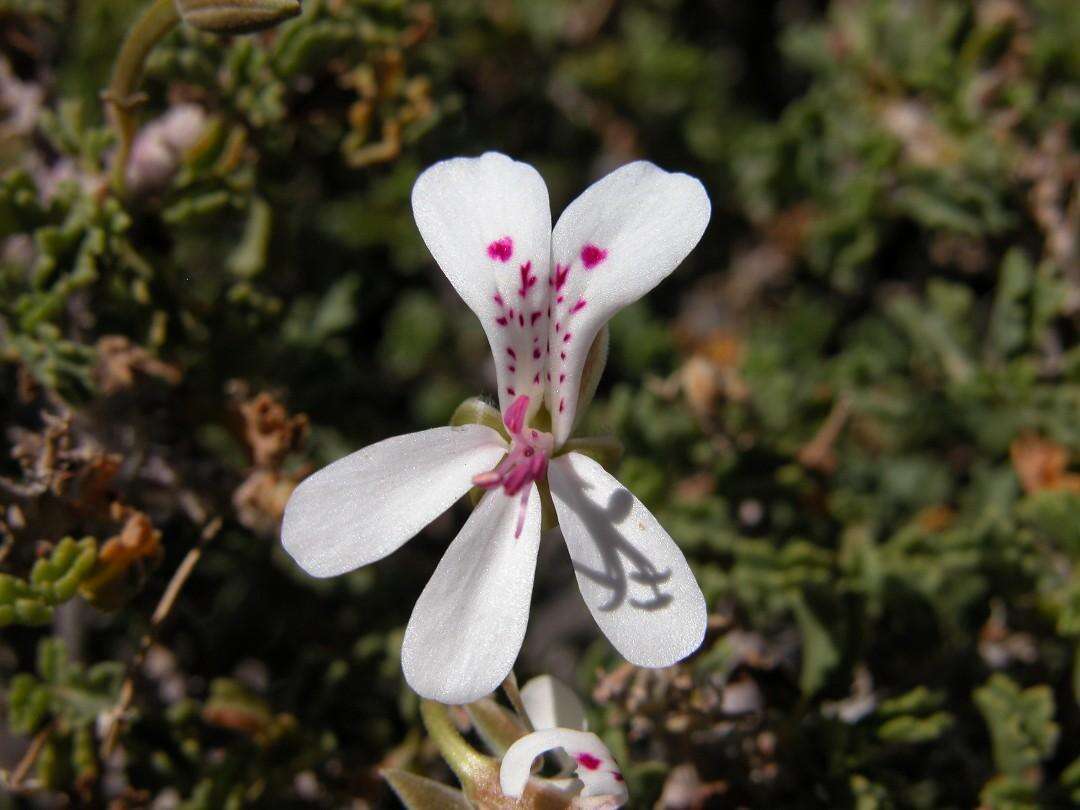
[503,394,529,435]
[471,394,554,538]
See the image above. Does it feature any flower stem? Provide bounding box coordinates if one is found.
[419,700,495,790]
[501,672,534,732]
[104,0,181,194]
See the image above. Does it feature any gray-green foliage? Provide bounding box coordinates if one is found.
[1,0,1078,807]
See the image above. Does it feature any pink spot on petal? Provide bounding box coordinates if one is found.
[560,352,566,360]
[559,373,565,383]
[496,317,508,326]
[563,332,572,343]
[518,313,524,326]
[553,263,570,291]
[559,398,565,413]
[577,753,602,770]
[493,293,504,306]
[507,387,516,396]
[581,244,607,269]
[530,311,542,325]
[533,372,540,384]
[508,365,515,373]
[570,298,587,314]
[507,348,516,359]
[613,773,624,782]
[487,237,513,262]
[532,348,541,359]
[517,261,537,298]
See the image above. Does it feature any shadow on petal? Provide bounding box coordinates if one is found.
[553,461,674,613]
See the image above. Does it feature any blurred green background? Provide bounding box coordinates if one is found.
[1,0,1078,807]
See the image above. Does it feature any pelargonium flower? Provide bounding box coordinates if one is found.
[282,152,710,703]
[500,675,628,807]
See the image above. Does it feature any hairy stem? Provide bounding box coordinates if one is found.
[419,700,494,790]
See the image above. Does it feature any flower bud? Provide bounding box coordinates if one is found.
[175,0,301,34]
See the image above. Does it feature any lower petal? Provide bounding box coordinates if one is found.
[281,425,507,577]
[401,487,542,704]
[547,452,707,668]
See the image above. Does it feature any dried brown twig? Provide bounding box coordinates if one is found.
[100,516,223,756]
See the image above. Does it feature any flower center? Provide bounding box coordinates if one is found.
[473,395,553,538]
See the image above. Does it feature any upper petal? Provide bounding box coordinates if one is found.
[545,162,710,444]
[547,452,707,668]
[401,487,542,704]
[520,674,587,732]
[281,425,507,578]
[500,728,627,805]
[412,153,552,419]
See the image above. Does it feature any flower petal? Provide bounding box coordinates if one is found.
[500,728,627,804]
[401,487,542,704]
[521,675,587,731]
[545,161,710,444]
[412,153,552,419]
[281,425,507,577]
[547,452,707,667]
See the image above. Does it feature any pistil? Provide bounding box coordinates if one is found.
[473,395,553,537]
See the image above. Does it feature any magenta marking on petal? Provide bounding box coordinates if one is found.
[570,298,587,313]
[517,261,537,298]
[563,332,572,343]
[533,372,540,384]
[518,313,524,326]
[496,316,508,326]
[532,348,541,359]
[530,311,542,325]
[613,772,624,782]
[558,398,565,412]
[581,244,607,269]
[555,322,561,333]
[507,386,516,396]
[508,365,515,373]
[487,237,513,262]
[560,351,566,360]
[576,753,602,770]
[493,293,504,306]
[557,295,564,304]
[559,373,565,383]
[507,347,516,359]
[553,263,570,291]
[508,307,515,319]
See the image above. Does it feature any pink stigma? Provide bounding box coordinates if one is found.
[581,244,607,269]
[487,237,513,262]
[473,395,553,538]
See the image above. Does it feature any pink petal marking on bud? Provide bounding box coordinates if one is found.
[472,395,554,538]
[487,237,513,262]
[581,244,608,269]
[576,753,602,770]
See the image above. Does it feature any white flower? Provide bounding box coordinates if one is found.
[282,152,711,704]
[126,104,208,194]
[500,675,628,808]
